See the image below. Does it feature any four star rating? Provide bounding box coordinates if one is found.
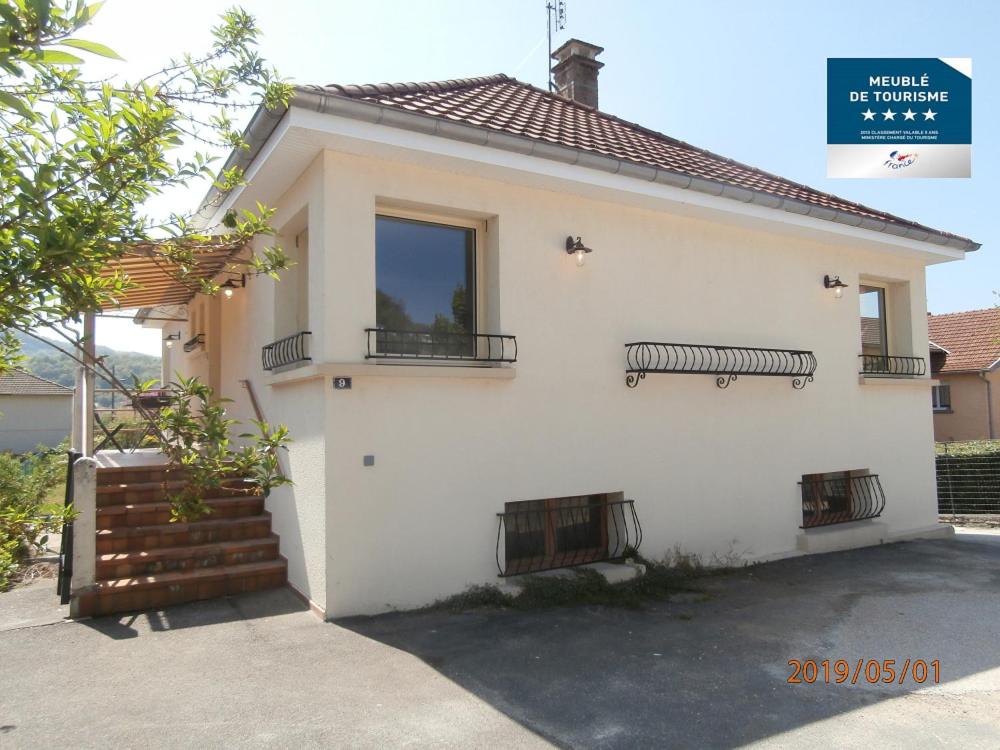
[861,108,937,121]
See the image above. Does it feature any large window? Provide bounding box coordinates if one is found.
[932,384,952,412]
[859,285,888,358]
[375,214,476,338]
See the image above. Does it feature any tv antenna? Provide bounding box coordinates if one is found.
[546,0,567,91]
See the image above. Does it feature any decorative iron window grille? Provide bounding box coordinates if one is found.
[182,333,205,353]
[262,331,312,371]
[365,328,517,363]
[625,341,817,389]
[799,472,886,528]
[495,495,642,576]
[858,354,927,377]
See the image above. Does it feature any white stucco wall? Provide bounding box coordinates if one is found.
[0,394,73,452]
[184,146,947,618]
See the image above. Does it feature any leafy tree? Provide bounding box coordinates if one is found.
[0,0,291,388]
[0,2,294,522]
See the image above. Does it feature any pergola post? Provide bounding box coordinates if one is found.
[82,311,96,457]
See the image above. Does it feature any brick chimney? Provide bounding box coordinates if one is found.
[551,39,604,108]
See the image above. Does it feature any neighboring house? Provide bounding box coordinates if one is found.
[927,308,1000,442]
[0,369,73,453]
[125,40,977,618]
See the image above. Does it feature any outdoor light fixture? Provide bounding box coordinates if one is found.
[565,236,593,267]
[220,274,246,299]
[163,332,181,348]
[824,274,848,299]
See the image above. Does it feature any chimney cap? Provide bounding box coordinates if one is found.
[551,38,605,63]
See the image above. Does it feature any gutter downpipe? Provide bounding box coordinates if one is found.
[980,371,995,440]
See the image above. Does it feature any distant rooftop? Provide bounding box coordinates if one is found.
[0,369,73,396]
[928,308,1000,373]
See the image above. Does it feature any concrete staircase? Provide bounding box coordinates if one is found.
[74,463,286,617]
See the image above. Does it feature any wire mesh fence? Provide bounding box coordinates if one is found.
[936,441,1000,515]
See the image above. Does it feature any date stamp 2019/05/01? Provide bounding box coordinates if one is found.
[787,659,941,686]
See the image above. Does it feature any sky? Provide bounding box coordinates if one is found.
[71,0,997,356]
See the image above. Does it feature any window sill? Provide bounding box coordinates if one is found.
[266,361,516,387]
[933,408,953,414]
[858,375,939,387]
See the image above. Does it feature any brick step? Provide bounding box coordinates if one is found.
[97,514,273,554]
[96,480,254,507]
[97,465,179,486]
[75,559,288,617]
[96,496,264,530]
[96,536,279,579]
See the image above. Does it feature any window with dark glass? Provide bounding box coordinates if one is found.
[375,215,475,355]
[859,285,888,359]
[932,384,951,412]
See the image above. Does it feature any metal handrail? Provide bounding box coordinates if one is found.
[625,341,817,389]
[858,354,927,377]
[365,328,517,363]
[262,331,312,371]
[183,333,205,353]
[799,473,886,528]
[495,498,642,576]
[56,450,81,604]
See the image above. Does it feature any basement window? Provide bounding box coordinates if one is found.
[502,494,609,575]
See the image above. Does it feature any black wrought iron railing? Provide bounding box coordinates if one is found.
[365,328,517,363]
[183,333,205,353]
[495,498,642,576]
[56,450,81,604]
[625,341,817,389]
[262,331,312,371]
[800,474,886,528]
[859,354,927,377]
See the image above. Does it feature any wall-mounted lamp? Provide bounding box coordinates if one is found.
[220,274,246,299]
[163,332,181,348]
[824,274,848,299]
[566,236,593,267]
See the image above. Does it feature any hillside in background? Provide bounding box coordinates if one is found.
[14,332,161,408]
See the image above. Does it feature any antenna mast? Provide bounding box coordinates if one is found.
[546,0,567,91]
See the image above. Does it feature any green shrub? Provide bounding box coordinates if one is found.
[153,375,292,522]
[430,553,722,613]
[0,445,74,590]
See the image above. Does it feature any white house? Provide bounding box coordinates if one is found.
[0,369,73,453]
[129,40,976,618]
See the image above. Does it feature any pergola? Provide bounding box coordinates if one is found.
[72,240,247,456]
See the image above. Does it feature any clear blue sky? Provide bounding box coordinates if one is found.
[83,0,996,355]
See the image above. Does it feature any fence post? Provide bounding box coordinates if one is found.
[68,456,98,617]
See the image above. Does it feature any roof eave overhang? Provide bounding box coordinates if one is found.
[201,89,980,254]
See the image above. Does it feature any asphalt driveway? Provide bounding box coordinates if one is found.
[1,530,999,749]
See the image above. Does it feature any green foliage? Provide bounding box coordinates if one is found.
[936,440,1000,457]
[0,442,73,590]
[155,374,291,522]
[429,555,719,613]
[15,331,160,407]
[0,0,293,369]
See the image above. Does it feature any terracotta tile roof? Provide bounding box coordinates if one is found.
[0,369,73,396]
[927,308,1000,373]
[303,75,977,248]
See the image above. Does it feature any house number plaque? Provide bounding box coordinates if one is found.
[333,377,352,390]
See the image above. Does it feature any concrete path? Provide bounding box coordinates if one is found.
[1,532,999,748]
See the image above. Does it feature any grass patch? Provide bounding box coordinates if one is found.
[936,440,1000,456]
[430,550,743,613]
